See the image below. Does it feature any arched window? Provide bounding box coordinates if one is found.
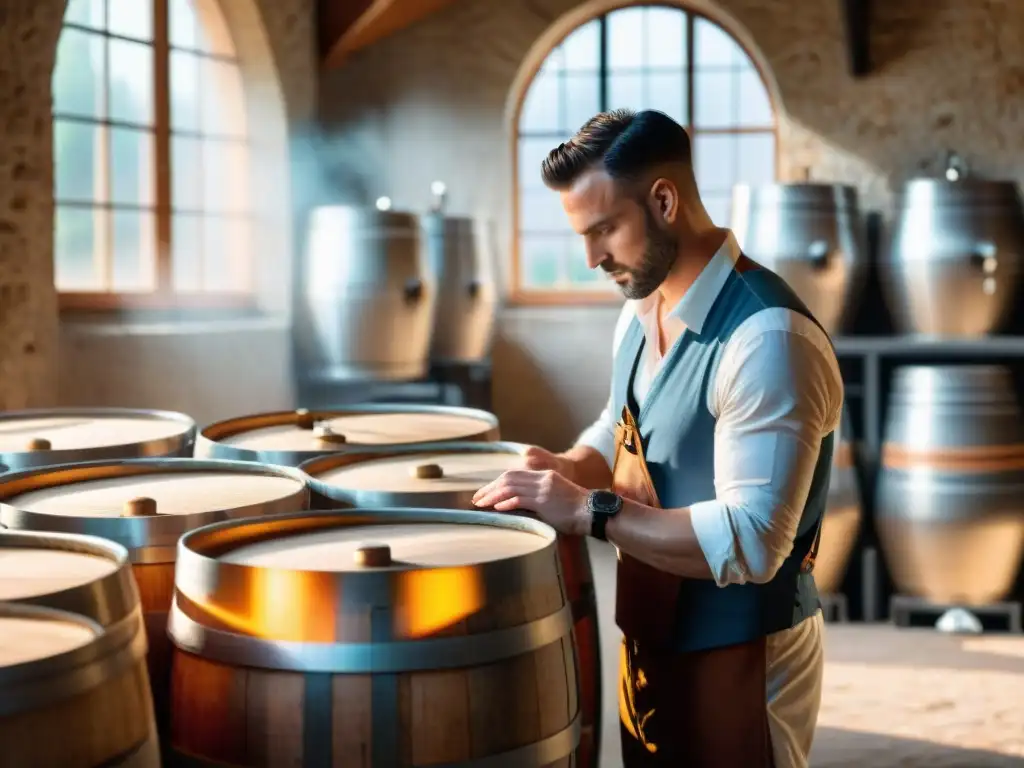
[53,0,251,309]
[513,4,776,300]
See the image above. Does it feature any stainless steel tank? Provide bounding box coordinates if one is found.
[880,178,1024,337]
[294,205,437,382]
[815,409,863,595]
[876,364,1024,605]
[730,183,866,336]
[422,213,498,364]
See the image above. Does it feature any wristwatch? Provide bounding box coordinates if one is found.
[587,490,623,541]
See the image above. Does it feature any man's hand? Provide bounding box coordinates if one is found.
[521,445,574,478]
[472,469,591,537]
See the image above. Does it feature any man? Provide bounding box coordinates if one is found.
[472,109,843,767]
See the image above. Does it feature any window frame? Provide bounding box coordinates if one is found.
[510,4,779,306]
[54,0,255,312]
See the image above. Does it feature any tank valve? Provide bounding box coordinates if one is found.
[944,150,967,182]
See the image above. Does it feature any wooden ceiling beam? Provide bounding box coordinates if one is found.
[840,0,871,77]
[320,0,460,70]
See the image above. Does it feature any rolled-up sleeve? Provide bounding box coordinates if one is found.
[689,309,844,587]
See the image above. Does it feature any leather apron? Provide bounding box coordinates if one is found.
[612,405,777,767]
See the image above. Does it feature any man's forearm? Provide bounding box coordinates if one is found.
[604,499,714,579]
[559,445,613,489]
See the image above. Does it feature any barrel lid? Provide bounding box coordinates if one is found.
[0,546,120,601]
[0,459,309,556]
[1,466,304,519]
[731,183,859,211]
[0,408,195,454]
[198,406,499,464]
[895,178,1024,208]
[0,608,99,669]
[306,442,524,494]
[220,520,548,572]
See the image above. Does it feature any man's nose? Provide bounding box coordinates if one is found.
[584,242,605,270]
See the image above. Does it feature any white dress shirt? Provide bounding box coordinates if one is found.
[577,232,843,768]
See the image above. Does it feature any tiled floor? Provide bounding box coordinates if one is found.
[586,539,1024,768]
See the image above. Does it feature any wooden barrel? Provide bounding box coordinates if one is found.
[0,602,160,767]
[0,407,196,472]
[0,458,310,743]
[168,508,581,767]
[0,528,140,626]
[300,442,601,768]
[194,404,500,466]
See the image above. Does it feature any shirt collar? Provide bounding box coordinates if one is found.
[634,230,741,336]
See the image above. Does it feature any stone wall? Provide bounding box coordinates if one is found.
[0,1,63,409]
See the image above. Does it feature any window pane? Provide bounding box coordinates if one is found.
[203,217,250,291]
[111,209,156,291]
[202,60,247,138]
[110,127,155,206]
[64,0,105,29]
[171,135,203,211]
[703,193,732,228]
[172,214,202,291]
[694,19,743,68]
[646,72,686,124]
[54,120,103,202]
[562,20,600,71]
[53,29,105,119]
[108,38,154,125]
[520,69,561,134]
[607,7,644,69]
[520,190,570,233]
[539,46,564,75]
[169,0,199,49]
[203,140,248,214]
[518,137,560,191]
[694,70,735,128]
[737,133,775,186]
[693,134,736,194]
[566,237,607,286]
[170,50,201,132]
[607,73,643,112]
[55,206,102,291]
[195,0,236,56]
[107,0,153,41]
[520,235,565,288]
[738,67,773,127]
[564,73,600,133]
[645,8,687,68]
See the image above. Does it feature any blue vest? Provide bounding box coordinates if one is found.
[611,267,834,652]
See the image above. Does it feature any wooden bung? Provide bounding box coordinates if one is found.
[25,437,52,451]
[295,409,315,430]
[353,544,392,568]
[122,497,158,517]
[411,462,444,479]
[313,423,347,444]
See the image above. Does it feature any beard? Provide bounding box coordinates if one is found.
[605,208,679,300]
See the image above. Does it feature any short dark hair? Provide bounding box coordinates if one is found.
[540,109,693,191]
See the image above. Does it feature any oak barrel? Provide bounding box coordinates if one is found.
[0,458,310,741]
[168,508,581,767]
[0,407,196,472]
[300,441,601,768]
[194,403,500,466]
[0,602,160,767]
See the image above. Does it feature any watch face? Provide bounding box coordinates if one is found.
[590,490,619,512]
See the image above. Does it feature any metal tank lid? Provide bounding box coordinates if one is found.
[307,203,419,228]
[731,183,859,211]
[895,178,1024,208]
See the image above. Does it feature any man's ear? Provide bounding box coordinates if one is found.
[648,177,679,225]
